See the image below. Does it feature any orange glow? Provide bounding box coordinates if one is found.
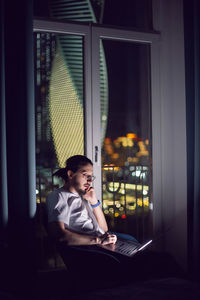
[126,133,137,139]
[105,144,114,154]
[112,153,119,159]
[104,137,111,144]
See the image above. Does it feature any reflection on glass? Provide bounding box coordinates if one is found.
[101,39,152,241]
[35,33,84,169]
[34,32,85,269]
[35,0,153,32]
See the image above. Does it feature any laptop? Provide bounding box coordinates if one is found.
[99,238,153,257]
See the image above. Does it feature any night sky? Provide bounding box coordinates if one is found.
[103,39,151,140]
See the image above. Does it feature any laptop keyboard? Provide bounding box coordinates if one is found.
[115,240,139,256]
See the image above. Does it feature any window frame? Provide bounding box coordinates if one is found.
[91,25,160,211]
[33,20,160,211]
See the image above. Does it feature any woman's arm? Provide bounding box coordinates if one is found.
[48,221,116,246]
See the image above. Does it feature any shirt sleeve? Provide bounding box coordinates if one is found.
[46,190,70,225]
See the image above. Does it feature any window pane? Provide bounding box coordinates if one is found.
[102,0,153,30]
[34,32,85,269]
[34,0,153,32]
[101,39,152,242]
[35,33,85,169]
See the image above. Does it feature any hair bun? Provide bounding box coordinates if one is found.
[53,168,68,181]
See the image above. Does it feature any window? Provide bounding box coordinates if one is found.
[100,39,152,239]
[34,19,159,269]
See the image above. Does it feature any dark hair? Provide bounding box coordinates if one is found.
[53,155,93,182]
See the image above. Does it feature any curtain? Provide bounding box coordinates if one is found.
[0,0,36,295]
[184,0,200,279]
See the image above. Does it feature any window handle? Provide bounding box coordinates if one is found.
[95,146,98,163]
